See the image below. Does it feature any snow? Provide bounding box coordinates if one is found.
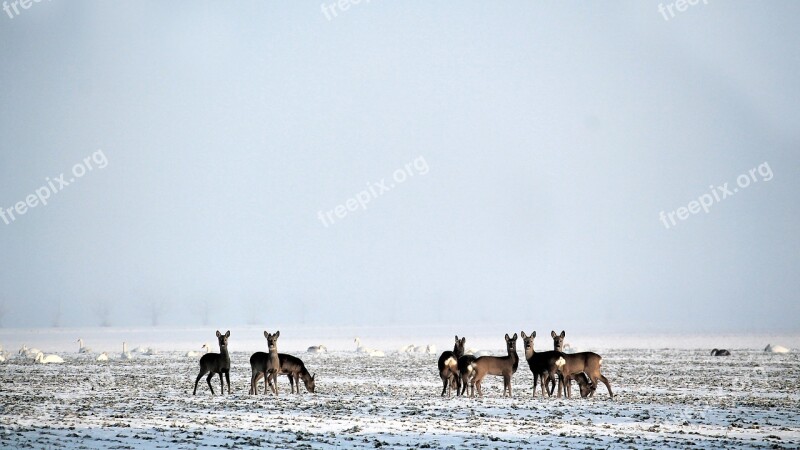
[0,326,798,448]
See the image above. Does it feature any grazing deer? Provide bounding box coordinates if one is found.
[711,348,731,356]
[437,335,466,397]
[520,331,562,397]
[468,333,519,397]
[250,353,316,394]
[192,330,231,396]
[552,330,613,398]
[457,354,477,397]
[573,372,596,398]
[249,331,280,396]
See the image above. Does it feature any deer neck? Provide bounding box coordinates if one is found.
[524,345,534,360]
[219,344,230,361]
[268,345,279,363]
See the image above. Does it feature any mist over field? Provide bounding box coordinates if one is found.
[1,1,798,333]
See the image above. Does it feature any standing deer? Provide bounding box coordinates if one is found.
[192,330,231,396]
[552,330,613,398]
[250,353,316,394]
[249,330,280,396]
[468,333,519,397]
[457,353,477,397]
[521,331,563,397]
[437,335,466,396]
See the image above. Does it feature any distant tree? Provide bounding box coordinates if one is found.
[94,301,111,327]
[51,301,62,328]
[150,301,165,326]
[199,298,210,326]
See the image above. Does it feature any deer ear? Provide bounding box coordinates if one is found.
[216,330,221,338]
[532,331,536,338]
[520,331,526,339]
[505,333,510,340]
[560,330,565,338]
[551,331,556,338]
[275,330,280,338]
[455,335,458,341]
[264,331,269,338]
[312,373,316,380]
[225,330,230,338]
[512,333,517,340]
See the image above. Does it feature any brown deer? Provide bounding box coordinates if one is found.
[552,330,613,398]
[468,333,519,397]
[457,354,477,397]
[437,335,466,396]
[520,331,563,397]
[250,353,316,394]
[249,330,280,396]
[193,330,231,396]
[573,372,596,398]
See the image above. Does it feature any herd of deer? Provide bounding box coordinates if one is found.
[192,330,316,397]
[191,329,612,399]
[438,331,613,399]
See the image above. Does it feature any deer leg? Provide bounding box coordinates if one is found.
[548,374,556,396]
[441,373,449,396]
[206,372,215,395]
[596,374,613,398]
[263,371,270,395]
[193,368,208,395]
[273,371,280,397]
[225,371,231,395]
[218,373,224,395]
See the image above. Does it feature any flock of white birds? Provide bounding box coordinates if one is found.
[0,338,790,364]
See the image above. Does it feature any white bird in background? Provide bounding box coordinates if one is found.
[466,348,493,357]
[35,352,64,364]
[18,345,42,359]
[425,344,437,354]
[307,345,328,354]
[143,347,158,356]
[0,353,5,363]
[132,346,148,353]
[120,342,133,360]
[354,338,385,357]
[202,343,211,353]
[764,344,790,354]
[398,344,415,353]
[76,338,92,354]
[186,344,208,357]
[96,352,109,361]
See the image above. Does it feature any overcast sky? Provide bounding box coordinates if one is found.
[0,1,798,332]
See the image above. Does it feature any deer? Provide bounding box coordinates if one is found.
[572,372,596,398]
[249,331,280,396]
[437,335,466,396]
[457,353,477,397]
[552,330,613,398]
[520,331,563,397]
[468,333,519,397]
[250,353,316,394]
[192,330,231,396]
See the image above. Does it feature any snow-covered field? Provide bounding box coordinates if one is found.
[1,327,799,449]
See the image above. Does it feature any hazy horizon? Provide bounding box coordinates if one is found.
[1,1,798,333]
